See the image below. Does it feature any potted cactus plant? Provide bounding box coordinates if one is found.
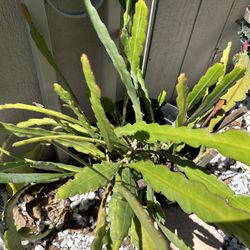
[0,1,250,249]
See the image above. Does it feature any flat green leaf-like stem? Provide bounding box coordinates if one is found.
[0,103,81,125]
[118,184,169,250]
[28,160,81,173]
[129,161,250,247]
[57,162,119,199]
[4,187,27,250]
[108,169,135,249]
[115,121,250,165]
[209,53,250,131]
[175,74,188,126]
[128,0,148,73]
[0,121,63,138]
[82,0,142,121]
[188,66,245,123]
[187,63,224,110]
[81,54,120,152]
[0,172,71,184]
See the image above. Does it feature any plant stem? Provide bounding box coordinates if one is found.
[0,103,82,125]
[121,93,129,126]
[0,135,11,161]
[117,184,170,250]
[0,147,23,161]
[53,142,113,183]
[13,135,105,147]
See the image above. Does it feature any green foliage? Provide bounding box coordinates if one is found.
[129,217,158,250]
[175,74,189,127]
[82,0,142,121]
[0,103,81,125]
[187,63,224,110]
[81,54,120,152]
[4,187,26,250]
[128,0,148,73]
[0,172,71,183]
[108,168,136,249]
[118,184,170,250]
[54,83,93,134]
[1,1,250,250]
[57,162,119,199]
[115,121,250,165]
[188,65,246,123]
[209,52,250,131]
[91,207,107,250]
[129,161,250,247]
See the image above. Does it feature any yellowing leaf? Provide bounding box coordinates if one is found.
[81,55,120,152]
[209,53,250,131]
[176,74,189,127]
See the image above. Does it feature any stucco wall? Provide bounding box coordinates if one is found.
[0,0,42,149]
[0,0,42,123]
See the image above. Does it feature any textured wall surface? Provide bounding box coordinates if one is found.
[145,0,249,102]
[0,0,42,124]
[45,0,120,116]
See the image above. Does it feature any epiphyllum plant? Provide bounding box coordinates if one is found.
[0,0,250,249]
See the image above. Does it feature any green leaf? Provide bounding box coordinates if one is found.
[91,207,107,250]
[186,63,224,110]
[128,0,148,73]
[157,222,191,250]
[0,103,82,125]
[28,160,81,173]
[177,164,250,213]
[0,172,71,184]
[81,55,120,152]
[156,90,167,109]
[115,121,250,165]
[54,139,105,160]
[0,134,11,161]
[12,135,105,160]
[54,83,94,135]
[4,186,26,250]
[201,42,231,102]
[220,41,232,75]
[187,66,246,123]
[208,53,250,131]
[17,118,58,128]
[120,0,132,55]
[60,121,91,135]
[0,161,30,172]
[175,74,189,127]
[57,162,118,199]
[117,184,170,250]
[108,168,136,249]
[0,121,62,138]
[137,70,154,122]
[129,216,158,250]
[18,226,54,241]
[129,161,250,248]
[91,183,110,250]
[82,0,142,121]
